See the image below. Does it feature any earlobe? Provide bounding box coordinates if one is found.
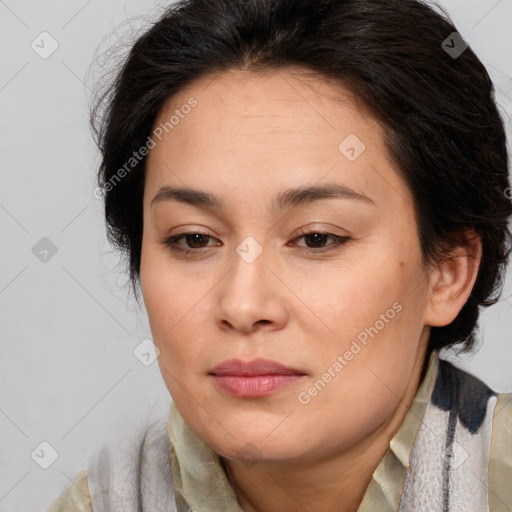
[423,231,482,327]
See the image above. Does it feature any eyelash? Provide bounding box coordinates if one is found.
[159,230,350,256]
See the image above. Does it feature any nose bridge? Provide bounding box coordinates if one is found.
[227,235,270,302]
[215,234,287,332]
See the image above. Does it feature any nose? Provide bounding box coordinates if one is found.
[214,244,289,334]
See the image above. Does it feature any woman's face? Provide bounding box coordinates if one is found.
[140,68,433,463]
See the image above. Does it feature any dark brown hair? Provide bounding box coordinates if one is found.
[90,0,512,356]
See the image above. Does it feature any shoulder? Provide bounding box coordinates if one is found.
[45,469,91,512]
[46,415,178,512]
[399,357,511,511]
[488,389,512,510]
[491,388,512,430]
[432,357,512,436]
[86,416,178,511]
[490,388,512,434]
[432,358,512,507]
[431,357,498,433]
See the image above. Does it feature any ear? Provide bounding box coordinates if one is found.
[423,230,482,327]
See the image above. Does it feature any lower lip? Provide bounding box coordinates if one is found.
[212,374,305,397]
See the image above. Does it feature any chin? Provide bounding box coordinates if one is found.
[203,427,308,465]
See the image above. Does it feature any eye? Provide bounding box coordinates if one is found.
[159,230,350,257]
[288,230,350,253]
[160,232,219,256]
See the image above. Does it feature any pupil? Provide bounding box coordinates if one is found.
[306,233,327,248]
[187,234,208,248]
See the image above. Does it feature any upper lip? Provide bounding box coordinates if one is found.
[209,358,307,376]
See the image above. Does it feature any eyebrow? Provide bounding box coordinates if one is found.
[150,183,375,212]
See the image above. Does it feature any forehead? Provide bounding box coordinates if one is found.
[144,67,412,215]
[152,67,376,139]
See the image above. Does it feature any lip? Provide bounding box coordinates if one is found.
[210,358,306,376]
[209,358,307,397]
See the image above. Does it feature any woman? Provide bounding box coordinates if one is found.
[47,0,512,510]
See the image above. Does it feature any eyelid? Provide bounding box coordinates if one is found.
[292,224,348,237]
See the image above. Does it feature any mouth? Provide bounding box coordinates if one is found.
[209,358,307,398]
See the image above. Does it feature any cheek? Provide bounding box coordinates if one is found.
[140,247,182,357]
[141,240,187,331]
[315,261,397,331]
[312,253,425,369]
[142,278,194,356]
[140,257,208,375]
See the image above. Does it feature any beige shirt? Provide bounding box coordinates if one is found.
[46,349,512,511]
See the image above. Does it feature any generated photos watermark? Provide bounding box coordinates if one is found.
[297,301,403,405]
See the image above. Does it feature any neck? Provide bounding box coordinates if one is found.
[222,338,431,512]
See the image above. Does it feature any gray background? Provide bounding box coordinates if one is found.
[0,1,511,510]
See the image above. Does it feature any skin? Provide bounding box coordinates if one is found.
[139,67,482,512]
